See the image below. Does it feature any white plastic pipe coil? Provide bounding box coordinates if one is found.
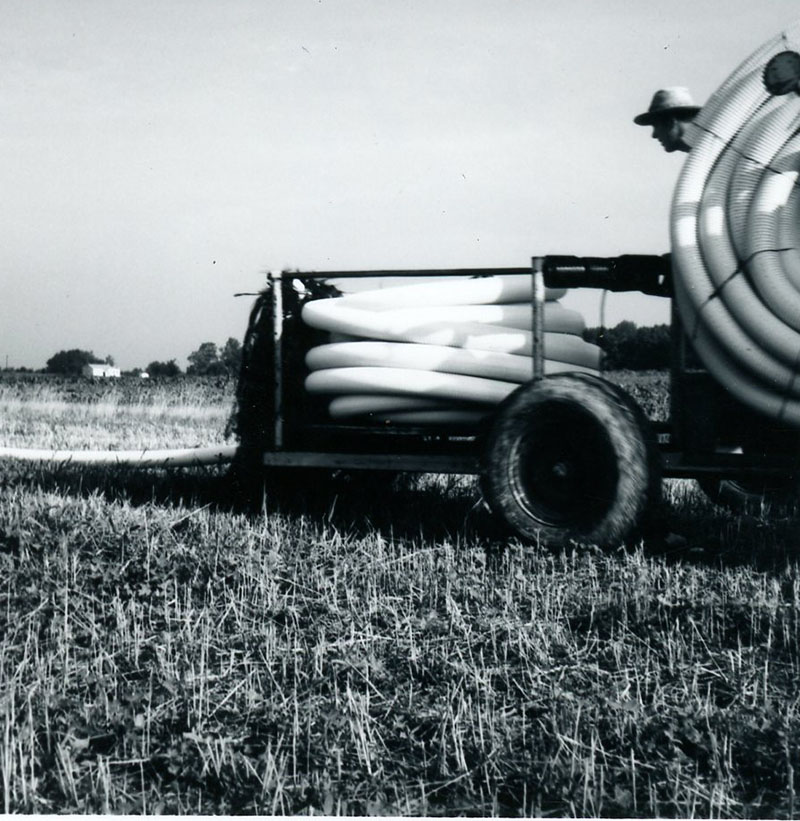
[670,19,800,425]
[301,274,601,424]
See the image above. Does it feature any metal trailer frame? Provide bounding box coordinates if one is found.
[256,256,800,487]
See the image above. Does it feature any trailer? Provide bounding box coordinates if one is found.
[229,255,800,548]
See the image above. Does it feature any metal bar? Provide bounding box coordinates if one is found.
[270,271,284,450]
[660,450,799,478]
[293,267,533,279]
[262,448,797,479]
[295,423,479,438]
[531,256,546,380]
[542,254,670,295]
[261,451,480,473]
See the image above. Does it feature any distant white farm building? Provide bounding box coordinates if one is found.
[82,363,121,379]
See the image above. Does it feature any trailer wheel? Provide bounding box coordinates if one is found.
[481,373,660,547]
[697,475,799,514]
[697,424,800,514]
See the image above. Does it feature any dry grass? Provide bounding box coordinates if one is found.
[603,370,670,422]
[1,372,800,816]
[0,375,233,450]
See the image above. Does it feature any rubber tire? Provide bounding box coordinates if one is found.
[481,373,660,547]
[697,421,800,514]
[697,475,799,515]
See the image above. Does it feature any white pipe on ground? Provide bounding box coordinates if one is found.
[0,444,238,467]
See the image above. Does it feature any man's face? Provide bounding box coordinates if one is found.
[651,115,683,152]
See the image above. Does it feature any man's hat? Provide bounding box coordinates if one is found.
[633,87,701,125]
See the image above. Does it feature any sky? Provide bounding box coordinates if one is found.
[2,0,799,371]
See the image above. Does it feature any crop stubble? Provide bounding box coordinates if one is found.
[1,371,800,816]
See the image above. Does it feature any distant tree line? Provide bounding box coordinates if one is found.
[45,349,114,375]
[145,359,182,377]
[186,338,242,376]
[145,338,242,377]
[41,337,243,377]
[583,321,671,370]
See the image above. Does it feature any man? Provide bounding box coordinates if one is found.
[633,87,700,153]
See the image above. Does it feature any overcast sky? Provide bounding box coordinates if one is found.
[2,1,798,370]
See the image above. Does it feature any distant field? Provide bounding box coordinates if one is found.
[0,373,234,450]
[2,370,800,816]
[603,369,670,421]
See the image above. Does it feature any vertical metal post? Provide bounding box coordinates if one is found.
[270,270,284,450]
[531,256,546,380]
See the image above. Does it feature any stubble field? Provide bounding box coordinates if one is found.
[1,370,800,816]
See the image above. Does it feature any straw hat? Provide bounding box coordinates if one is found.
[633,87,701,125]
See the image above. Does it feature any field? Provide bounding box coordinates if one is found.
[2,370,800,816]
